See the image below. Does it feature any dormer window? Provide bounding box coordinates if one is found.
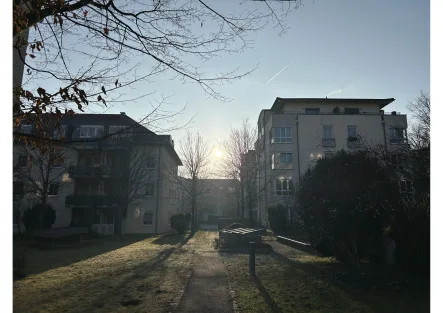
[79,125,104,138]
[53,125,67,139]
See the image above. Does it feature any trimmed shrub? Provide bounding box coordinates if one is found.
[22,204,56,232]
[267,204,287,234]
[170,212,192,235]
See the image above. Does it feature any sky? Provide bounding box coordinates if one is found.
[24,0,430,157]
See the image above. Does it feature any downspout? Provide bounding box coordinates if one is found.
[295,117,301,184]
[154,145,162,234]
[381,112,388,154]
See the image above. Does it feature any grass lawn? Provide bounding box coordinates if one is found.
[13,233,194,313]
[222,240,430,313]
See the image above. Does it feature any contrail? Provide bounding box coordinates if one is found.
[327,88,343,97]
[266,62,292,84]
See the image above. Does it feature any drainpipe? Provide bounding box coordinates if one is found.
[295,117,301,184]
[381,113,388,155]
[154,145,162,234]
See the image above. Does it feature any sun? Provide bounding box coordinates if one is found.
[215,148,223,158]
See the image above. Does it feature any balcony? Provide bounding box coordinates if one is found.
[68,165,121,178]
[347,137,361,148]
[389,137,408,145]
[65,195,119,207]
[322,138,336,147]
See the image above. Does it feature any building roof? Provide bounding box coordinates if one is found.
[270,97,396,112]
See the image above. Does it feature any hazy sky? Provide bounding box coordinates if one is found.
[26,0,430,156]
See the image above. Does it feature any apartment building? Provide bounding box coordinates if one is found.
[256,97,409,227]
[13,113,182,235]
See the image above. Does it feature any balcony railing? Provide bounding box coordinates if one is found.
[322,138,336,147]
[67,165,123,178]
[347,137,361,148]
[389,137,408,144]
[65,195,119,207]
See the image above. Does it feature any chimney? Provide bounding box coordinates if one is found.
[120,112,126,115]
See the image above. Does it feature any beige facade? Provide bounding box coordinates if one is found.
[13,115,182,235]
[256,98,409,227]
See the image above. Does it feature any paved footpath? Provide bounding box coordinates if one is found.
[176,232,234,313]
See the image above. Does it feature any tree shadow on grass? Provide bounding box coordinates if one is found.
[270,249,430,313]
[250,274,282,313]
[151,232,193,246]
[14,233,192,279]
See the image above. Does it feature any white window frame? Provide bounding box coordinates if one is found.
[145,183,155,197]
[347,125,357,138]
[109,125,130,137]
[273,127,292,143]
[79,125,104,138]
[323,125,333,139]
[48,183,59,197]
[389,127,407,144]
[142,211,153,226]
[275,179,294,196]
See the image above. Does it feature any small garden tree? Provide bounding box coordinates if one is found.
[267,204,288,234]
[170,213,192,235]
[296,149,401,267]
[22,203,56,233]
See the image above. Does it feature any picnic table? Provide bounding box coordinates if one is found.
[219,227,265,248]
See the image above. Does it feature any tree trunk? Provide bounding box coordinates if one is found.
[191,175,197,235]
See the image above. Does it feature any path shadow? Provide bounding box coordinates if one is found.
[152,233,193,246]
[251,275,282,313]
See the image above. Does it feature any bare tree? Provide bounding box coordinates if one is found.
[13,0,302,143]
[407,90,430,149]
[113,143,158,235]
[13,143,73,206]
[172,131,211,234]
[220,118,282,227]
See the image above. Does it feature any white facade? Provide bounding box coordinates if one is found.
[256,98,408,227]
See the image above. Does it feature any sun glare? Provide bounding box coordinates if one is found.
[215,149,223,158]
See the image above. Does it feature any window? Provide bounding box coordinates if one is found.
[17,155,27,167]
[13,182,24,197]
[48,183,59,196]
[53,125,67,139]
[272,153,292,169]
[273,127,292,143]
[324,151,334,158]
[305,108,320,114]
[20,124,32,134]
[389,128,407,144]
[79,125,104,138]
[347,126,357,138]
[344,108,360,114]
[109,125,129,137]
[391,154,405,170]
[323,126,333,139]
[145,183,155,196]
[143,212,153,226]
[276,179,294,196]
[399,181,413,194]
[280,153,292,165]
[147,156,156,168]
